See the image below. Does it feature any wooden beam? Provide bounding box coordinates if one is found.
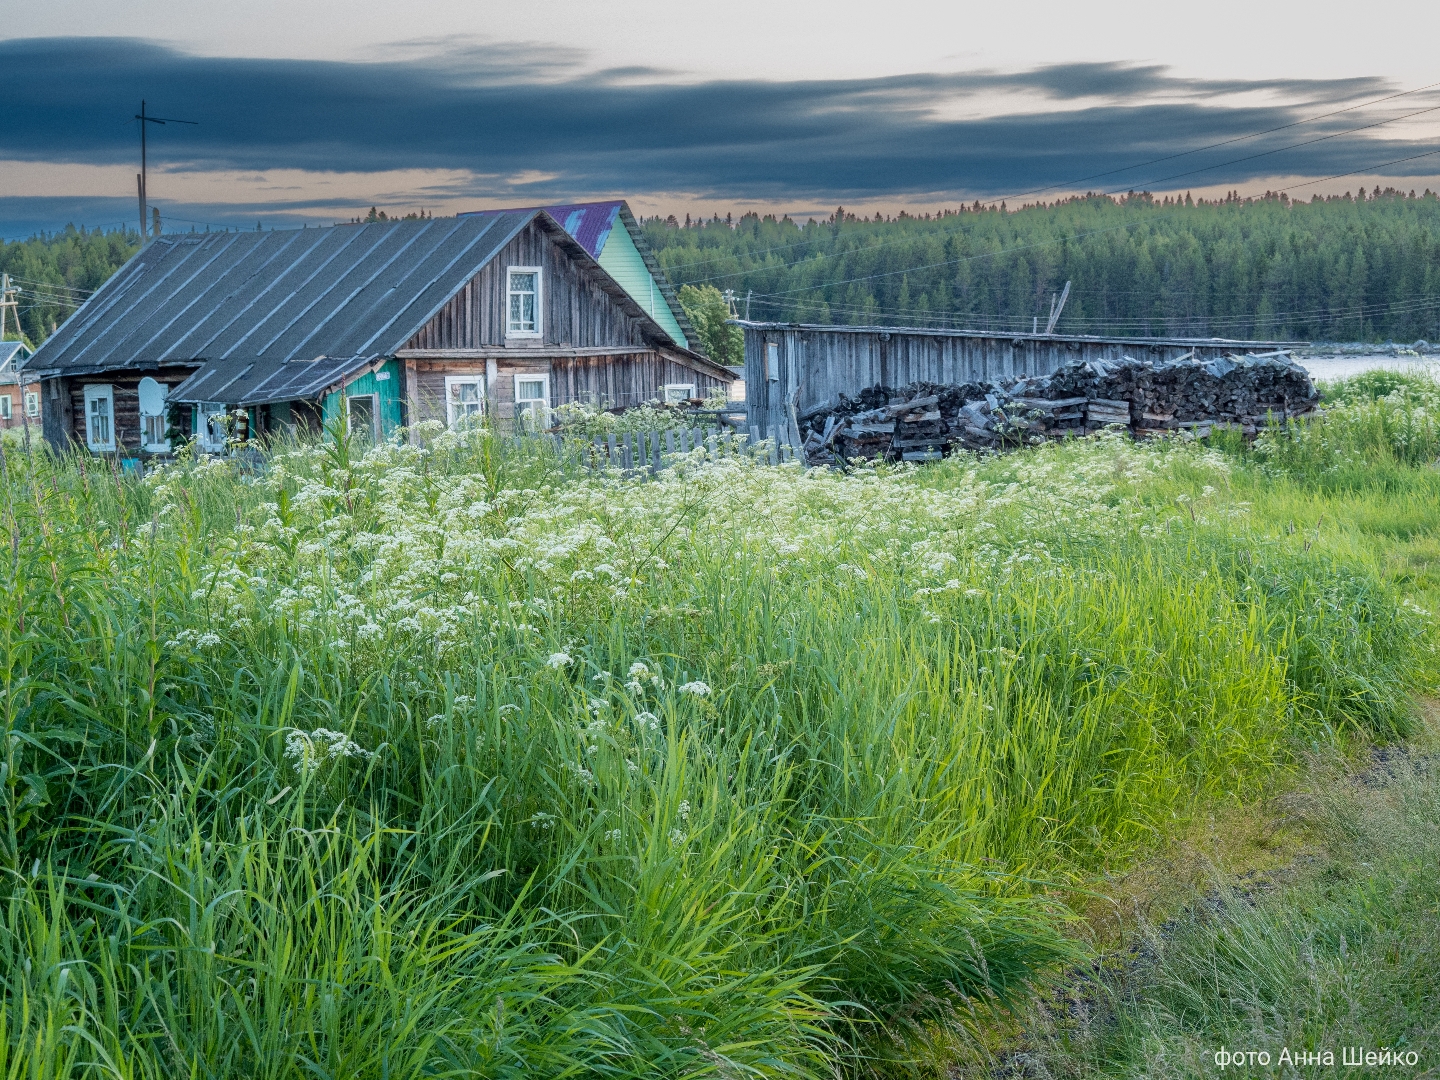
[396,346,653,359]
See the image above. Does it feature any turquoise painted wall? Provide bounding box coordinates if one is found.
[322,359,406,437]
[597,225,688,347]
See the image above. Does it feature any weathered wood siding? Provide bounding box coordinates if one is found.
[744,326,1300,436]
[412,350,729,422]
[405,221,652,351]
[63,368,196,452]
[549,351,726,410]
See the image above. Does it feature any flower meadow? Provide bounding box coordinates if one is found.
[0,382,1433,1077]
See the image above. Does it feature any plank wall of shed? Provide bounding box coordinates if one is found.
[745,328,1263,434]
[405,221,652,351]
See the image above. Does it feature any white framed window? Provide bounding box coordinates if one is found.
[507,267,542,337]
[347,393,379,442]
[513,373,550,429]
[138,376,170,453]
[444,375,485,428]
[83,384,116,451]
[24,391,39,417]
[0,395,10,420]
[663,383,696,404]
[199,402,228,453]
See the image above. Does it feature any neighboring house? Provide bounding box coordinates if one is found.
[23,203,732,455]
[0,340,41,433]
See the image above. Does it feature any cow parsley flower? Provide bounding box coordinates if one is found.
[678,681,711,697]
[547,651,574,669]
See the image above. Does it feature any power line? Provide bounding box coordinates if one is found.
[740,145,1440,305]
[663,78,1440,278]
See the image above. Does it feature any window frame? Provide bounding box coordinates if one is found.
[24,391,39,418]
[663,383,696,405]
[137,376,171,453]
[506,266,543,338]
[512,373,550,429]
[444,374,486,428]
[199,402,228,453]
[83,384,116,452]
[346,392,380,442]
[0,394,10,421]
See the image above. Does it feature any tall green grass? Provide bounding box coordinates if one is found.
[0,380,1432,1076]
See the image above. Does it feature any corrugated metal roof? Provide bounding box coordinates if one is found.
[25,213,534,379]
[168,354,376,406]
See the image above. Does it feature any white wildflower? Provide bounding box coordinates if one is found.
[678,681,711,697]
[547,652,574,669]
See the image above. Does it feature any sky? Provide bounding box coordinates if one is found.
[2,0,1440,238]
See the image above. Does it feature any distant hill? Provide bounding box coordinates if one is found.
[0,227,141,347]
[641,189,1440,343]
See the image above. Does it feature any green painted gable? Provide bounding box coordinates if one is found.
[322,359,406,437]
[597,224,688,348]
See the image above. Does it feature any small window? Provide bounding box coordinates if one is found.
[347,394,378,442]
[663,384,696,404]
[0,395,10,421]
[513,374,549,430]
[24,391,39,417]
[138,376,170,453]
[83,384,116,451]
[507,267,542,337]
[445,375,485,428]
[765,341,780,381]
[199,402,228,453]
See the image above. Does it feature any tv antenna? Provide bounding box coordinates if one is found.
[135,100,197,241]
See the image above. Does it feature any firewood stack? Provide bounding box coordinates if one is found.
[799,352,1318,464]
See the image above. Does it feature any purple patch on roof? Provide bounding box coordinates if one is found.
[459,201,622,260]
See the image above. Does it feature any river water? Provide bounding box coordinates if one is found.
[1298,354,1439,382]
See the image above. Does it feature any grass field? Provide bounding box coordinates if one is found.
[0,370,1436,1077]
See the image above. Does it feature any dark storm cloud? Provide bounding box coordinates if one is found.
[0,35,1433,212]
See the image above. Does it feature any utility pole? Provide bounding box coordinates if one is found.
[0,273,19,342]
[1,274,33,453]
[135,100,197,242]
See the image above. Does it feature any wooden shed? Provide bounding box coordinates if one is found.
[740,321,1304,441]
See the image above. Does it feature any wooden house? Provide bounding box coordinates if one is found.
[22,202,732,455]
[0,341,41,434]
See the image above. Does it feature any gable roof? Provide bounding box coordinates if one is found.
[460,201,696,350]
[0,340,27,372]
[24,214,540,380]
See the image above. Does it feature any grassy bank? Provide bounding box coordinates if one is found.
[0,374,1435,1076]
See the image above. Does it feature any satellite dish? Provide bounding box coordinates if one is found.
[138,377,165,415]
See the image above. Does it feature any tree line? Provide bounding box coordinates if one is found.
[9,190,1440,352]
[644,189,1440,343]
[0,226,141,348]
